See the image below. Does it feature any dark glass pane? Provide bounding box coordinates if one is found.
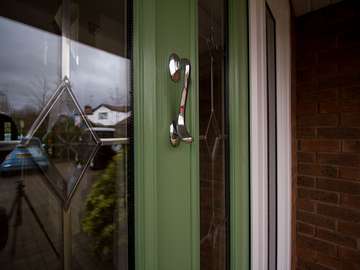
[198,0,229,269]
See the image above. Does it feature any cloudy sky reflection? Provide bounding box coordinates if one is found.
[0,16,130,112]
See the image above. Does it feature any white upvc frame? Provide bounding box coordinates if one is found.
[249,0,292,270]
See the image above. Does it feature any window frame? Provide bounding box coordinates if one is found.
[249,0,292,269]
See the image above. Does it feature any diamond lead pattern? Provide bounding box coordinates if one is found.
[22,78,100,208]
[203,113,221,159]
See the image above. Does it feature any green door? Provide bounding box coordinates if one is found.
[134,0,199,269]
[134,0,249,270]
[0,0,248,269]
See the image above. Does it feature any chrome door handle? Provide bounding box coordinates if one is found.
[169,53,192,147]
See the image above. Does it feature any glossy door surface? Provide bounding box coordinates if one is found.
[134,1,250,270]
[133,1,199,270]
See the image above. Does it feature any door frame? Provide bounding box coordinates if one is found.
[249,0,292,269]
[133,0,250,269]
[228,0,250,270]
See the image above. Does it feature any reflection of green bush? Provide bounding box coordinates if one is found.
[82,152,125,260]
[43,116,82,160]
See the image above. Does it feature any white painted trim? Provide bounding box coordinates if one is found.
[249,1,268,269]
[249,0,292,270]
[269,1,292,269]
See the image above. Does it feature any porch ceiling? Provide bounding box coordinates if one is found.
[291,0,344,16]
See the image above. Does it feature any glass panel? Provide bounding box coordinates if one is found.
[266,5,277,270]
[198,0,229,269]
[22,82,100,205]
[0,2,63,270]
[0,1,131,270]
[68,1,130,269]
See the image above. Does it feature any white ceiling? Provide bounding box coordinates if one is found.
[292,0,344,16]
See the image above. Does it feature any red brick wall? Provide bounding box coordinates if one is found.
[294,1,360,269]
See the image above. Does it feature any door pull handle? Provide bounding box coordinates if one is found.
[168,53,192,147]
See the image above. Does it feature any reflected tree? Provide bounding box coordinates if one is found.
[82,152,127,261]
[0,90,10,114]
[11,106,38,137]
[29,76,56,112]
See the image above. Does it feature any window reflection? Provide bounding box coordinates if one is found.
[0,1,131,270]
[0,16,61,129]
[68,2,130,268]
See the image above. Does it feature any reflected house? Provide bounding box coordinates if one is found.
[85,104,130,129]
[0,113,19,163]
[0,113,18,142]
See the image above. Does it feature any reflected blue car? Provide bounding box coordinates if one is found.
[0,144,49,175]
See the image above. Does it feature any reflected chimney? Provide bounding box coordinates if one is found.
[84,105,93,115]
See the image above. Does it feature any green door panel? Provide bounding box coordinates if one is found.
[134,0,199,270]
[134,0,249,269]
[228,0,250,269]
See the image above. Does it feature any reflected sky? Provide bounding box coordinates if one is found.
[0,16,130,112]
